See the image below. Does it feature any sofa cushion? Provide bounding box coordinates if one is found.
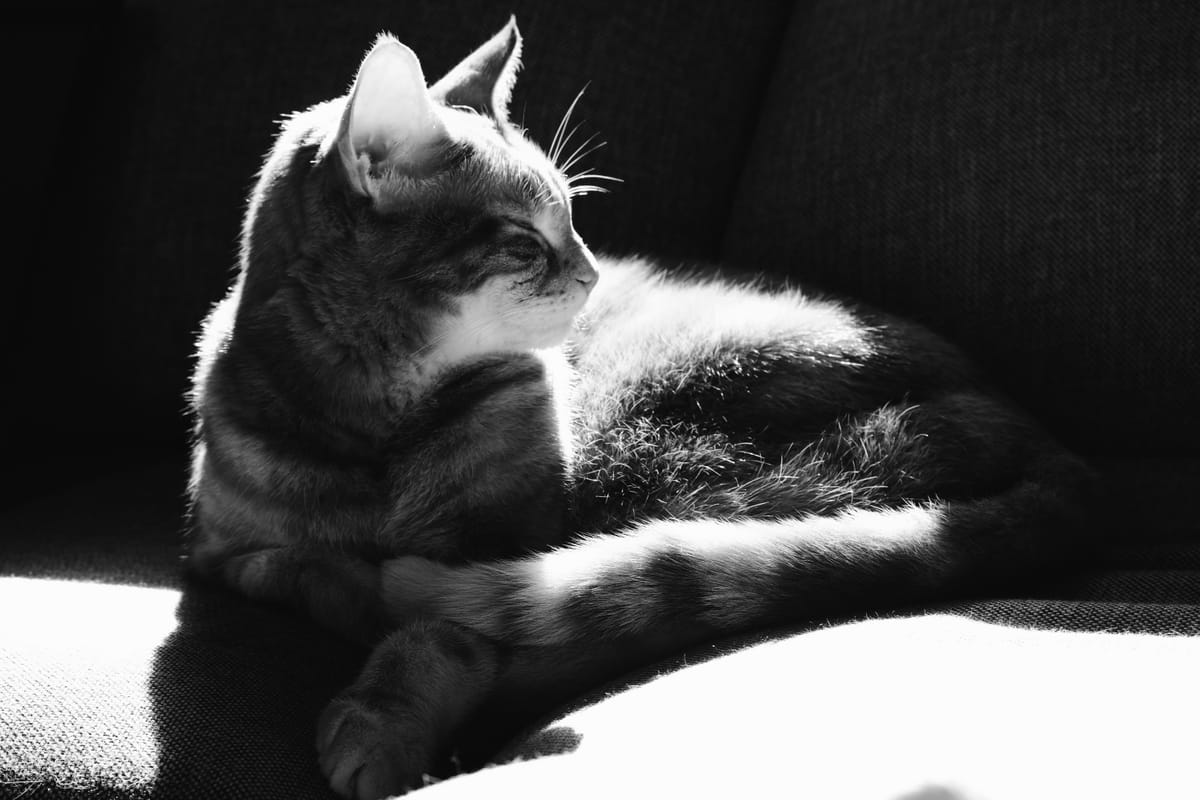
[426,613,1200,799]
[0,465,362,798]
[2,464,1197,798]
[723,0,1200,457]
[0,576,364,799]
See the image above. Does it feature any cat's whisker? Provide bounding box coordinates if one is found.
[549,121,567,166]
[553,122,588,169]
[560,136,605,176]
[566,168,624,197]
[568,181,622,194]
[568,183,615,194]
[549,111,572,165]
[549,84,590,166]
[565,170,623,186]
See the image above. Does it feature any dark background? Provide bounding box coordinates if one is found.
[6,0,1199,509]
[5,0,793,508]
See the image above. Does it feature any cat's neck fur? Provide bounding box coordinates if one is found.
[215,289,555,457]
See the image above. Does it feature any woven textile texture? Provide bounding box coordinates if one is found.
[3,0,1199,797]
[724,0,1200,456]
[2,464,1197,798]
[448,614,1200,798]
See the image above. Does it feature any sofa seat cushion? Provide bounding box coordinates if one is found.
[2,464,1197,798]
[0,575,364,799]
[427,613,1200,799]
[0,578,175,794]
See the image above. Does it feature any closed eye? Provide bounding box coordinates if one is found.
[501,216,549,239]
[494,216,550,261]
[498,234,545,260]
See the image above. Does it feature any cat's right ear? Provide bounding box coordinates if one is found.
[334,35,447,197]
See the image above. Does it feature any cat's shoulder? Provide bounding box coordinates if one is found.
[577,254,869,354]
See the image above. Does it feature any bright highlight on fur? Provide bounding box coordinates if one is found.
[186,18,1095,800]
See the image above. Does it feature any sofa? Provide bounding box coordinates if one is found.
[4,1,1199,797]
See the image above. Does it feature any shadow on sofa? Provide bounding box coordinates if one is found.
[147,582,364,798]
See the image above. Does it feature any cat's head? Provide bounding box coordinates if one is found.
[238,19,600,384]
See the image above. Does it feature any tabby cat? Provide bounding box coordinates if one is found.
[187,19,1094,800]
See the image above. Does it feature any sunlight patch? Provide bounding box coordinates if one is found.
[0,578,180,792]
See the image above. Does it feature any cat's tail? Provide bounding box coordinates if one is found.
[382,450,1094,647]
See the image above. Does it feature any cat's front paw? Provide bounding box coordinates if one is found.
[316,693,433,800]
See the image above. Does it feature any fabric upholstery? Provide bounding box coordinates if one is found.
[1,467,363,799]
[429,614,1200,799]
[0,575,364,800]
[2,466,1197,798]
[2,1,1198,798]
[723,0,1200,457]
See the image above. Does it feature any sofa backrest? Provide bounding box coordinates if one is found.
[724,0,1200,457]
[11,0,1193,508]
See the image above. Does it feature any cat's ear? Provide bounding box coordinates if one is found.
[430,17,522,122]
[335,34,447,195]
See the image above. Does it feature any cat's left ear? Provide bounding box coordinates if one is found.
[430,17,523,122]
[333,35,448,196]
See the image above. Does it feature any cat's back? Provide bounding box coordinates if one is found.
[570,258,862,402]
[561,256,994,530]
[569,256,976,419]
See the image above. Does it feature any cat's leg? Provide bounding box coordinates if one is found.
[190,547,384,644]
[379,483,1081,648]
[316,618,501,800]
[379,507,953,645]
[377,394,1097,647]
[314,618,712,800]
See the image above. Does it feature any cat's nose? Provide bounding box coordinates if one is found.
[573,259,598,289]
[570,244,599,289]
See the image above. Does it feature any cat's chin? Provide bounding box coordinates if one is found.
[527,313,583,350]
[530,322,570,347]
[499,306,583,352]
[425,319,576,372]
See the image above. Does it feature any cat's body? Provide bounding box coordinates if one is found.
[188,20,1094,800]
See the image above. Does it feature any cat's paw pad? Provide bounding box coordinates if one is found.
[316,694,431,800]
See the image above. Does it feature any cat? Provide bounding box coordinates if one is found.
[187,18,1096,800]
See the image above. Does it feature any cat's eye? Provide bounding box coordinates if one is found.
[494,218,548,263]
[499,234,545,260]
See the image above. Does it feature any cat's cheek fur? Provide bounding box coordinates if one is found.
[431,275,586,365]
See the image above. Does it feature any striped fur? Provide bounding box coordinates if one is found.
[187,21,1095,800]
[376,259,1093,647]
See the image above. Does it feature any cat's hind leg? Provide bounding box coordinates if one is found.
[377,393,1097,647]
[316,618,501,800]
